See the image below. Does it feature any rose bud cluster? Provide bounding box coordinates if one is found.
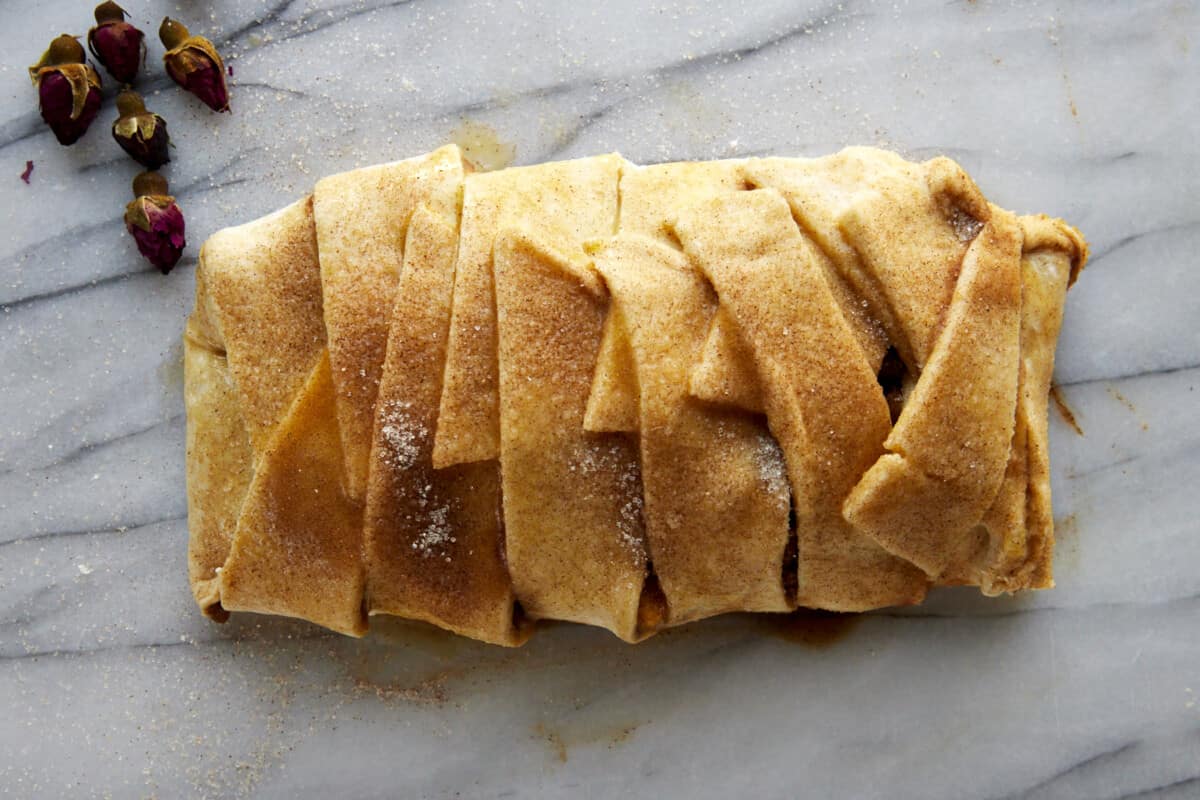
[30,6,236,275]
[124,171,186,274]
[160,17,230,112]
[28,35,103,146]
[87,1,145,84]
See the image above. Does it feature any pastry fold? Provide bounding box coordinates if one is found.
[313,146,463,501]
[674,190,927,610]
[185,196,324,621]
[362,202,525,645]
[185,145,1087,644]
[434,154,623,468]
[494,231,648,640]
[590,234,791,624]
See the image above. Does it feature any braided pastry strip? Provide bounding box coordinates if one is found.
[184,146,1087,643]
[674,190,928,611]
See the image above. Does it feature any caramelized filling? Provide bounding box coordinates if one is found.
[511,599,531,635]
[782,498,799,607]
[876,346,908,424]
[635,565,669,637]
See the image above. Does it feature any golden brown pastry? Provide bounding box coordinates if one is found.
[495,232,649,640]
[219,352,366,636]
[362,201,526,645]
[313,146,463,502]
[184,145,1087,644]
[589,234,792,623]
[434,154,623,468]
[674,190,928,610]
[185,196,325,621]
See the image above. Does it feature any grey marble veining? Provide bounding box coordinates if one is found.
[2,1,1198,798]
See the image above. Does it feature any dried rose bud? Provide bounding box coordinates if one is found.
[125,172,186,274]
[159,18,229,113]
[28,35,103,146]
[88,1,145,84]
[112,90,170,169]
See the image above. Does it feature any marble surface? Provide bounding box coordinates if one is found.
[2,0,1198,797]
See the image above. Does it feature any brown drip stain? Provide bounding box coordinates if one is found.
[760,609,862,648]
[533,723,569,763]
[1053,513,1080,572]
[1107,387,1149,430]
[1050,384,1084,436]
[1049,18,1081,124]
[533,720,643,764]
[1108,387,1136,413]
[606,725,639,747]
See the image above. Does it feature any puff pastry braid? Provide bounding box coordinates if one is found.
[184,145,1087,643]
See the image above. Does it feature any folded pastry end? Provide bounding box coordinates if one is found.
[218,352,368,638]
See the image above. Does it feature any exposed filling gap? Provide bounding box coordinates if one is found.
[782,496,799,608]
